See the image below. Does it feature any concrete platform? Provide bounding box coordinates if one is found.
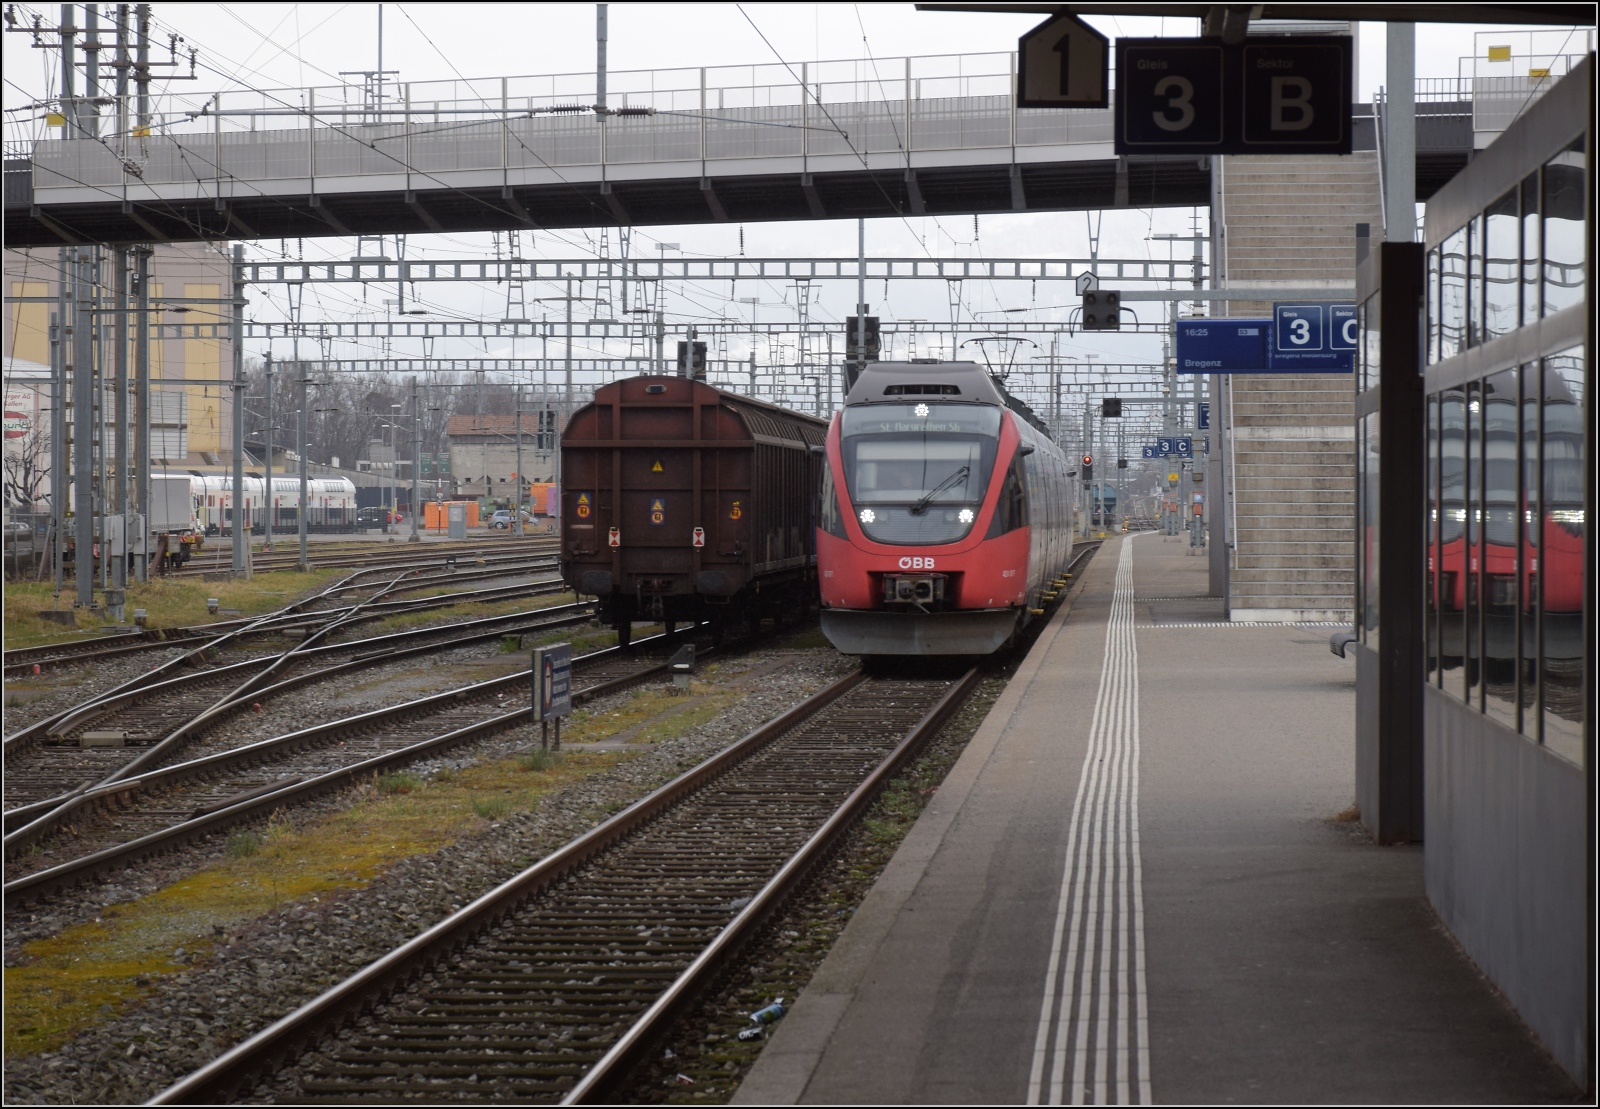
[735,533,1580,1105]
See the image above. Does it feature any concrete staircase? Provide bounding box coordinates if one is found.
[1216,152,1381,622]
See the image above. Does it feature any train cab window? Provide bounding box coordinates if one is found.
[839,403,1000,546]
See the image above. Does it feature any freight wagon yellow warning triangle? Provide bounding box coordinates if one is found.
[651,460,664,472]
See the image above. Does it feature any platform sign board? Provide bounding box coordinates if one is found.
[1270,302,1356,371]
[1115,36,1352,156]
[1198,401,1210,429]
[1018,12,1109,108]
[1176,318,1269,372]
[531,642,573,722]
[1149,437,1195,457]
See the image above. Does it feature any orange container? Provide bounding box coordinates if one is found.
[423,501,481,529]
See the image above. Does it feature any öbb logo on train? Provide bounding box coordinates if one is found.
[898,556,936,570]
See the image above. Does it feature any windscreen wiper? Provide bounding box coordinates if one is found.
[909,465,969,515]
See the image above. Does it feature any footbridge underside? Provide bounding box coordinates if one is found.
[4,82,1467,246]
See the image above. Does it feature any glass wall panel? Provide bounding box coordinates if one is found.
[1483,368,1519,729]
[1467,214,1485,348]
[1362,411,1380,648]
[1465,380,1483,707]
[1521,173,1541,327]
[1426,394,1441,685]
[1439,227,1467,361]
[1520,367,1541,738]
[1438,386,1468,693]
[1542,137,1586,316]
[1540,348,1585,763]
[1427,246,1441,365]
[1484,191,1520,340]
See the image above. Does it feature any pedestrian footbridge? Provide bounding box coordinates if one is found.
[4,51,1490,246]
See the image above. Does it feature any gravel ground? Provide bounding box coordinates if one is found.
[2,647,191,732]
[2,642,856,1106]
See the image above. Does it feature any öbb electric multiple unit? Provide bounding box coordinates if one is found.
[816,361,1077,656]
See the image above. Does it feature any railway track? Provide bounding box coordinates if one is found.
[4,565,570,753]
[170,535,557,577]
[148,664,981,1105]
[5,549,559,679]
[3,583,583,815]
[3,629,709,903]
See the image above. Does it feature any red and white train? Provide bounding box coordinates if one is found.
[817,360,1076,656]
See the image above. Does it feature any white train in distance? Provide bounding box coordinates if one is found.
[186,472,360,535]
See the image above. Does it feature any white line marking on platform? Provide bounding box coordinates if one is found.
[1027,538,1151,1106]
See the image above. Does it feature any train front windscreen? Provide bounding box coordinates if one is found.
[838,403,1001,546]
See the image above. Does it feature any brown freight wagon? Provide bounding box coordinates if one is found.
[561,376,829,645]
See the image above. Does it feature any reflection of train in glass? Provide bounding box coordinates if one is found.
[1430,366,1584,681]
[188,473,360,535]
[816,361,1076,656]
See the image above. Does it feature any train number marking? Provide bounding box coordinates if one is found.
[898,556,936,570]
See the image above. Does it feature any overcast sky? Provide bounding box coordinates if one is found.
[4,5,1589,418]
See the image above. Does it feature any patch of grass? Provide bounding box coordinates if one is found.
[376,771,425,794]
[3,746,619,1058]
[517,748,560,772]
[224,830,261,858]
[470,795,513,820]
[498,634,525,653]
[2,567,347,650]
[559,681,727,745]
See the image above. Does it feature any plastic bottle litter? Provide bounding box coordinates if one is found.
[672,1074,695,1086]
[737,1027,766,1042]
[749,999,786,1025]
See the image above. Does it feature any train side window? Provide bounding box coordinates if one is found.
[818,461,846,539]
[987,457,1029,537]
[1539,348,1584,764]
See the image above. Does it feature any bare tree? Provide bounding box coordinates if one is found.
[3,423,51,509]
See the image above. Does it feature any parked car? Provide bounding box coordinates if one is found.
[488,508,536,530]
[356,507,403,528]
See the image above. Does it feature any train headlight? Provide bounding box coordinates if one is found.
[914,403,930,417]
[859,508,876,524]
[958,508,974,524]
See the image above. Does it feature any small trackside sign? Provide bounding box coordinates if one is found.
[608,527,620,547]
[692,527,706,548]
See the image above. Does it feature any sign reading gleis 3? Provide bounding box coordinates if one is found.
[1114,36,1352,156]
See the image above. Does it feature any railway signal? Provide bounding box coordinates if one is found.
[1081,289,1121,331]
[1082,454,1093,483]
